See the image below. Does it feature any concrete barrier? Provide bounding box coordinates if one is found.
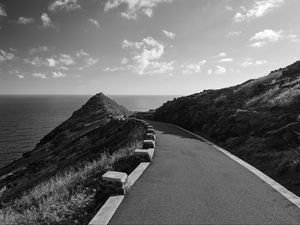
[101,171,130,195]
[134,149,155,162]
[147,128,155,134]
[143,140,155,149]
[145,133,156,140]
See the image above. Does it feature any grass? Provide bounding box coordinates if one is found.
[0,142,142,225]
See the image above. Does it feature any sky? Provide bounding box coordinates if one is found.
[0,0,299,95]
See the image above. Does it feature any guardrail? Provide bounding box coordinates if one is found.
[88,120,156,225]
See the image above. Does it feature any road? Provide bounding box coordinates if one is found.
[109,121,300,224]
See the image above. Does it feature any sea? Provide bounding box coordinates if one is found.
[0,95,177,169]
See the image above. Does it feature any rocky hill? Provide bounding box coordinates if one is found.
[152,61,300,195]
[0,93,142,203]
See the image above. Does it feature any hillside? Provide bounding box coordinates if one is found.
[152,61,300,195]
[0,93,142,204]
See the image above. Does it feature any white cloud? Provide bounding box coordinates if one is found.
[17,17,34,25]
[208,69,213,75]
[225,6,233,11]
[215,66,226,74]
[121,36,174,74]
[241,59,267,67]
[214,52,227,58]
[76,49,89,57]
[59,54,75,66]
[234,0,284,22]
[0,49,15,62]
[121,57,129,64]
[17,74,25,79]
[287,34,300,43]
[227,31,242,37]
[219,58,234,63]
[25,57,48,67]
[52,71,67,78]
[29,46,49,55]
[181,60,207,74]
[0,5,7,16]
[32,73,47,79]
[163,30,176,39]
[250,29,283,47]
[103,67,126,72]
[49,0,81,12]
[104,0,174,19]
[47,58,57,67]
[41,13,55,28]
[88,18,100,28]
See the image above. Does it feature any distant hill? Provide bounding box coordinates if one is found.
[0,93,139,202]
[152,61,300,195]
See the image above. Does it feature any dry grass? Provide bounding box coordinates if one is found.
[0,144,137,225]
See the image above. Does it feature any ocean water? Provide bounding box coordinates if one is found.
[0,95,177,168]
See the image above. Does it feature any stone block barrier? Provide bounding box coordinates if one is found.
[134,149,155,162]
[145,133,156,140]
[143,140,155,149]
[100,171,130,195]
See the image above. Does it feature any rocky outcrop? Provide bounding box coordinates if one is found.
[151,61,300,195]
[0,93,141,203]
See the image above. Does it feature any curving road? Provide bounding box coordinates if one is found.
[109,121,300,224]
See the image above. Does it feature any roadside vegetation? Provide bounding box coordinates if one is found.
[0,139,144,225]
[149,61,300,196]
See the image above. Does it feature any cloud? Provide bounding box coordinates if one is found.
[47,58,57,67]
[241,59,267,67]
[104,0,174,19]
[181,60,207,74]
[52,71,67,78]
[0,4,7,16]
[0,49,15,63]
[234,0,284,22]
[17,17,34,25]
[219,58,234,63]
[225,6,233,11]
[76,50,99,68]
[121,57,129,64]
[163,30,176,39]
[49,0,81,12]
[121,36,174,74]
[287,34,300,43]
[41,13,55,28]
[207,69,213,75]
[213,52,227,58]
[227,31,242,37]
[88,18,100,28]
[250,29,283,47]
[32,72,47,79]
[215,66,226,74]
[17,74,25,79]
[29,46,49,55]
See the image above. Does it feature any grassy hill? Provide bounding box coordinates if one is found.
[0,93,145,224]
[152,61,300,195]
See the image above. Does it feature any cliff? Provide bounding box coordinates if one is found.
[0,93,141,203]
[152,61,300,195]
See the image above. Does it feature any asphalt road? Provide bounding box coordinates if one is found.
[109,121,300,224]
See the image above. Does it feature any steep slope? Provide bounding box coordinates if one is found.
[153,61,300,195]
[0,93,141,203]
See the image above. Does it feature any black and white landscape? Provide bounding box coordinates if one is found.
[0,0,299,225]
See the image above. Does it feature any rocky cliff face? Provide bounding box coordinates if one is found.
[0,93,141,202]
[153,61,300,195]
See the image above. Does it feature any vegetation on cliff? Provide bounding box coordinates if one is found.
[0,93,146,225]
[152,61,300,195]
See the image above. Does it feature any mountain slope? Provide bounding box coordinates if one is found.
[152,61,300,195]
[0,93,141,203]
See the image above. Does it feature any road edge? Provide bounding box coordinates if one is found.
[171,123,300,209]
